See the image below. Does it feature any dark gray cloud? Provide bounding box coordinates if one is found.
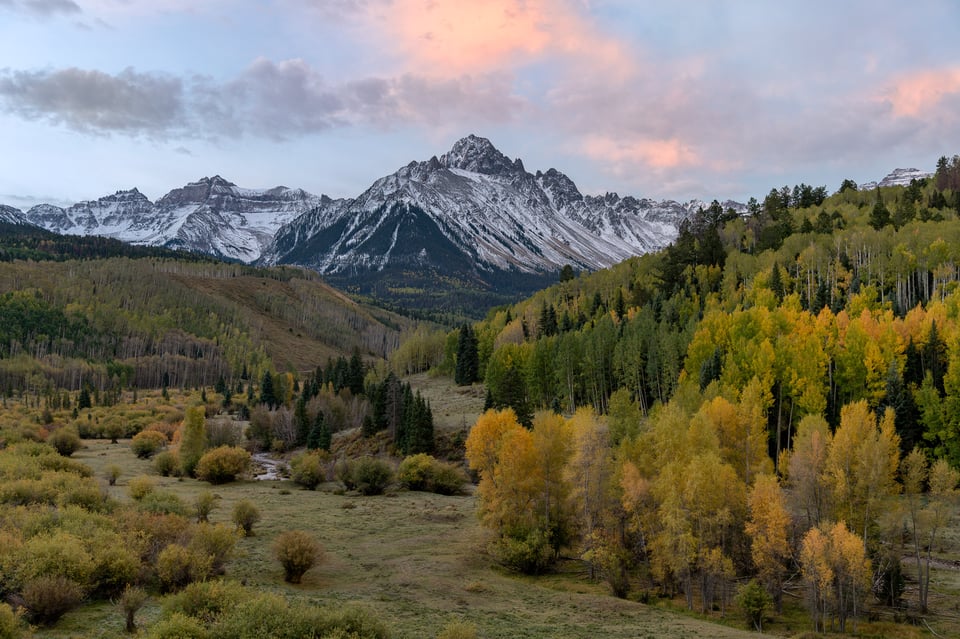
[0,67,184,135]
[0,0,81,17]
[0,59,523,140]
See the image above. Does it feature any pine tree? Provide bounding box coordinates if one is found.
[307,410,330,451]
[769,263,784,302]
[454,324,479,385]
[347,351,365,396]
[294,394,310,446]
[260,371,277,409]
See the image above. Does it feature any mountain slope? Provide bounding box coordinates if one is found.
[20,177,321,262]
[262,135,732,315]
[0,204,28,225]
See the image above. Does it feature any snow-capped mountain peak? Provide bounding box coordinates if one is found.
[18,177,321,262]
[859,167,933,191]
[440,134,524,176]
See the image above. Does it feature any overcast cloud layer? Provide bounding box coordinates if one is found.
[1,0,959,206]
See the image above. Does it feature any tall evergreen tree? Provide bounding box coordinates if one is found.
[260,370,277,409]
[307,410,331,452]
[455,324,479,386]
[347,351,365,396]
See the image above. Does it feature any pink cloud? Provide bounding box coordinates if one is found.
[882,67,960,117]
[581,134,700,172]
[372,0,634,77]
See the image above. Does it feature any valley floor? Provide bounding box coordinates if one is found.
[60,439,763,639]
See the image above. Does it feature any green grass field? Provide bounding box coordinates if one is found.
[61,438,765,639]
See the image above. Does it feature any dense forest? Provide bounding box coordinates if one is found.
[0,256,415,398]
[393,156,960,630]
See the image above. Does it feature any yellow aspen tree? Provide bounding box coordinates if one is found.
[530,411,573,557]
[745,474,790,612]
[565,408,614,577]
[800,525,833,633]
[826,401,900,541]
[784,414,832,529]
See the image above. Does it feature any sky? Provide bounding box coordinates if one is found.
[2,0,960,209]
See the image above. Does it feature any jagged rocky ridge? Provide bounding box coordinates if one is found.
[260,135,731,279]
[859,167,933,191]
[17,177,321,262]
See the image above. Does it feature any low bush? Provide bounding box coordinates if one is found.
[0,602,23,639]
[163,579,248,624]
[119,585,147,633]
[146,612,209,639]
[156,544,212,593]
[139,491,187,517]
[437,620,478,639]
[351,457,394,496]
[193,491,217,523]
[273,530,323,584]
[204,592,388,639]
[289,451,328,490]
[232,500,260,537]
[131,430,168,458]
[21,575,84,625]
[105,464,121,486]
[397,454,467,495]
[195,446,251,484]
[47,427,82,457]
[154,450,180,477]
[187,523,237,576]
[128,475,156,501]
[492,529,553,575]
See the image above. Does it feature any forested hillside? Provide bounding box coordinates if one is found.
[402,155,960,631]
[0,255,414,397]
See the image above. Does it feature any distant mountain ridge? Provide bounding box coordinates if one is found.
[859,167,933,191]
[13,176,322,262]
[257,135,739,313]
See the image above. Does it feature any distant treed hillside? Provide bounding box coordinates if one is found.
[423,156,960,462]
[0,256,414,395]
[0,221,216,262]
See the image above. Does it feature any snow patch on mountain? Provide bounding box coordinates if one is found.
[17,176,321,262]
[0,204,29,225]
[860,167,932,191]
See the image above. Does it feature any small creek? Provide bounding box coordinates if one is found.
[252,452,286,481]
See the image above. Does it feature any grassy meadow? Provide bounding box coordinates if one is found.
[0,380,956,639]
[63,438,765,639]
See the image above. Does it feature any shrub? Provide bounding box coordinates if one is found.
[163,579,248,624]
[146,612,209,639]
[178,407,208,478]
[47,427,82,457]
[273,530,323,584]
[119,584,147,633]
[0,602,23,639]
[437,620,478,639]
[89,540,140,597]
[21,575,84,625]
[736,579,771,632]
[140,490,188,517]
[187,524,237,576]
[232,500,261,537]
[157,545,212,593]
[492,529,553,574]
[154,450,180,477]
[17,531,94,588]
[397,453,433,491]
[195,446,251,484]
[290,451,327,490]
[128,475,156,501]
[105,464,121,486]
[397,454,467,495]
[335,459,357,490]
[352,457,393,496]
[193,491,217,523]
[131,430,168,458]
[208,595,388,639]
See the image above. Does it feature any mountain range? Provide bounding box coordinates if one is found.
[1,135,929,315]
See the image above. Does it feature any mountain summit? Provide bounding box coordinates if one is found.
[260,135,727,314]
